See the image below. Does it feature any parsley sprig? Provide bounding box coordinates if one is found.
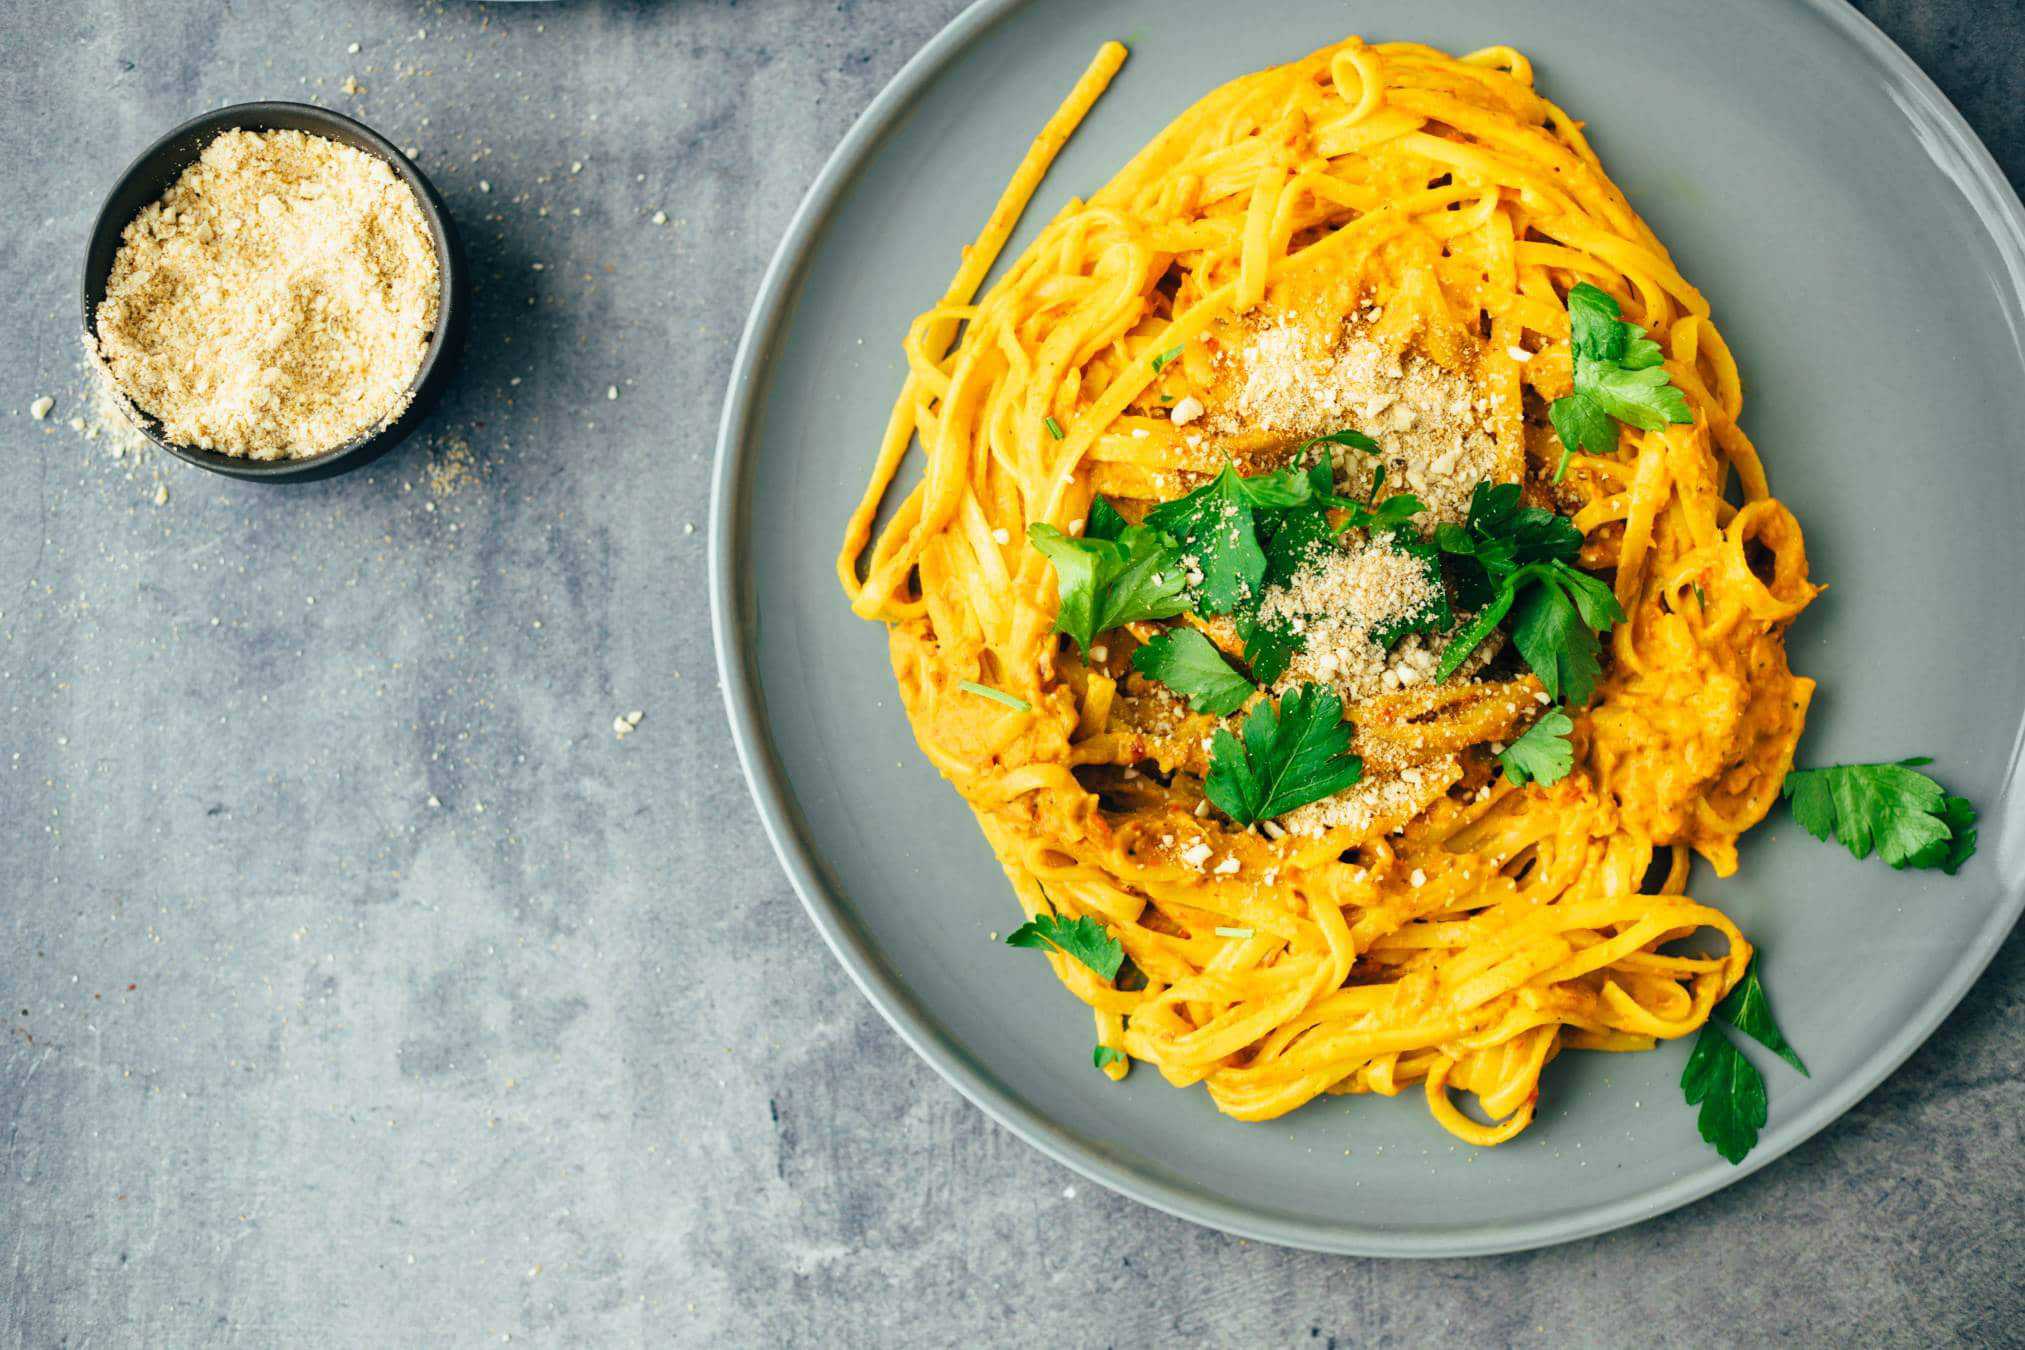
[1433,482,1624,703]
[1338,486,1426,535]
[1548,282,1692,482]
[1717,961,1808,1076]
[1782,758,1977,873]
[1028,508,1188,654]
[1497,709,1574,786]
[1680,958,1806,1164]
[1680,1024,1766,1165]
[1005,910,1124,980]
[1434,481,1582,598]
[1205,683,1363,826]
[1129,628,1254,716]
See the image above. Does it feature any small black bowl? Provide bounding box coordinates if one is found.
[81,102,469,483]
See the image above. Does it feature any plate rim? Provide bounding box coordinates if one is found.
[709,0,2025,1257]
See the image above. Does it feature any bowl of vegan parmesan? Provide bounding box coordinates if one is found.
[82,102,468,481]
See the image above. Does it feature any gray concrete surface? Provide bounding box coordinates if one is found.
[2,1,2019,1345]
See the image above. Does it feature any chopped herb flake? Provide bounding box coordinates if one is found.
[956,679,1031,712]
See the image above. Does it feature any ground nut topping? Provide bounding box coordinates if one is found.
[1209,312,1496,523]
[93,128,440,459]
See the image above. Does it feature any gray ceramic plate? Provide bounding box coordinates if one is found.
[712,0,2025,1256]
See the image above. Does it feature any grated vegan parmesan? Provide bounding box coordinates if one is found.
[1210,311,1497,523]
[93,129,441,460]
[1255,532,1441,701]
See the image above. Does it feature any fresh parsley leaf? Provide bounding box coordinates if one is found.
[1549,282,1693,481]
[1086,495,1131,543]
[1139,445,1402,617]
[1566,280,1626,360]
[1256,472,1338,588]
[1028,521,1188,654]
[1233,489,1333,679]
[1714,958,1807,1077]
[1548,395,1618,471]
[1237,613,1301,686]
[1432,487,1620,698]
[1510,568,1610,705]
[1130,446,1411,662]
[1205,683,1363,826]
[1680,959,1811,1163]
[1431,588,1515,684]
[1432,555,1623,702]
[1781,759,1977,872]
[1029,524,1107,648]
[1680,1021,1768,1165]
[1232,457,1441,664]
[1618,325,1667,371]
[1442,481,1584,597]
[1130,628,1255,716]
[1509,503,1586,565]
[1459,480,1528,543]
[1305,441,1422,536]
[1143,465,1269,615]
[1585,362,1692,431]
[955,680,1031,712]
[1433,525,1498,613]
[1556,561,1623,631]
[1092,1045,1125,1069]
[1140,458,1343,614]
[1438,481,1582,610]
[1005,911,1124,980]
[1911,795,1979,875]
[1151,344,1184,372]
[1498,709,1574,786]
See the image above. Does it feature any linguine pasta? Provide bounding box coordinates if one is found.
[839,37,1816,1146]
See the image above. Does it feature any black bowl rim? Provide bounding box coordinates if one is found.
[80,100,468,483]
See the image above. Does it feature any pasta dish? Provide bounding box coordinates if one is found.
[837,37,1820,1147]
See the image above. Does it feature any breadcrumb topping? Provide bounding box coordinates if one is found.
[1211,310,1496,523]
[1256,532,1439,700]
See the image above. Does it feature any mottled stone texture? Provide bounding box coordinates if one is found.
[1,1,2018,1345]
